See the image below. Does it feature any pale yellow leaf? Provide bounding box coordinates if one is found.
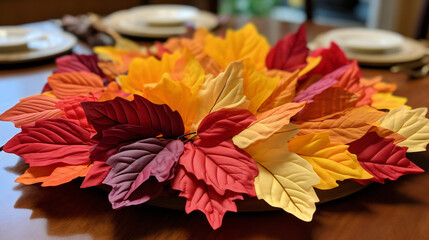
[378,106,429,152]
[232,102,306,149]
[191,61,250,131]
[246,132,319,221]
[289,133,372,190]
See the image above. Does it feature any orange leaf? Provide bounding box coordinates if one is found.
[48,72,104,99]
[258,70,298,112]
[296,106,386,144]
[0,95,62,127]
[15,164,92,187]
[296,87,359,121]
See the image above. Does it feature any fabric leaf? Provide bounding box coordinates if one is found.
[233,102,306,149]
[16,163,92,187]
[197,108,256,147]
[266,24,309,72]
[171,166,243,230]
[289,133,372,189]
[245,131,319,221]
[56,95,97,132]
[378,106,429,152]
[3,118,94,167]
[178,140,258,196]
[371,93,408,110]
[0,95,62,127]
[81,161,112,188]
[348,132,424,184]
[82,95,184,140]
[48,72,104,99]
[309,42,349,76]
[103,138,184,209]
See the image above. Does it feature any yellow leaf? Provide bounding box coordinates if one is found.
[171,49,206,95]
[246,131,319,221]
[289,133,372,190]
[191,62,250,131]
[232,101,306,149]
[378,106,429,152]
[143,73,198,133]
[298,56,321,77]
[204,23,270,71]
[119,51,181,95]
[371,92,408,110]
[243,60,279,113]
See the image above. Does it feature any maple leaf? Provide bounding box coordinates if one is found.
[233,102,306,149]
[171,166,243,230]
[0,95,62,127]
[293,64,350,103]
[258,70,299,112]
[178,140,258,196]
[296,105,385,144]
[197,108,256,147]
[378,106,429,152]
[348,132,424,184]
[81,95,184,140]
[266,24,309,72]
[245,131,320,221]
[309,42,349,76]
[295,87,359,121]
[103,138,184,209]
[3,118,95,167]
[16,163,92,187]
[204,23,270,71]
[289,133,372,189]
[47,72,104,99]
[191,61,250,131]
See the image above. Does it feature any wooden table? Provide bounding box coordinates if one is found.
[1,18,429,240]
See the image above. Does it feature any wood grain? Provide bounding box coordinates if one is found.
[1,18,429,240]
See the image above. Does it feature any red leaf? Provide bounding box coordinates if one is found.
[82,95,184,140]
[178,140,258,196]
[56,95,98,132]
[171,166,243,230]
[197,109,256,146]
[55,54,106,80]
[81,161,111,188]
[310,42,349,76]
[266,24,309,72]
[3,118,94,167]
[103,138,184,209]
[90,124,160,162]
[348,132,424,184]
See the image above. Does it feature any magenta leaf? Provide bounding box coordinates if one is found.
[197,108,256,147]
[81,95,184,140]
[293,64,350,103]
[3,118,95,167]
[103,138,184,209]
[348,132,424,184]
[266,24,309,72]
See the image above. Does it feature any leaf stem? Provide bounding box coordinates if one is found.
[177,131,197,140]
[0,145,3,152]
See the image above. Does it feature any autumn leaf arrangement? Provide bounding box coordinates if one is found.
[2,23,429,230]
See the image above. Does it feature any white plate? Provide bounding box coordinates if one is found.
[0,27,77,64]
[104,8,219,38]
[0,26,46,48]
[310,32,428,65]
[128,4,199,26]
[320,28,404,52]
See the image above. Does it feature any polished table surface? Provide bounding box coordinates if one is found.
[1,17,429,240]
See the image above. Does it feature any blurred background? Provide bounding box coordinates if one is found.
[0,0,427,39]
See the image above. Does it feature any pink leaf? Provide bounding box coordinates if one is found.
[266,24,309,72]
[197,108,256,147]
[3,118,94,167]
[103,138,184,209]
[82,95,184,140]
[348,132,424,184]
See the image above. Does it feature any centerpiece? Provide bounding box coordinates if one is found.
[1,23,428,230]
